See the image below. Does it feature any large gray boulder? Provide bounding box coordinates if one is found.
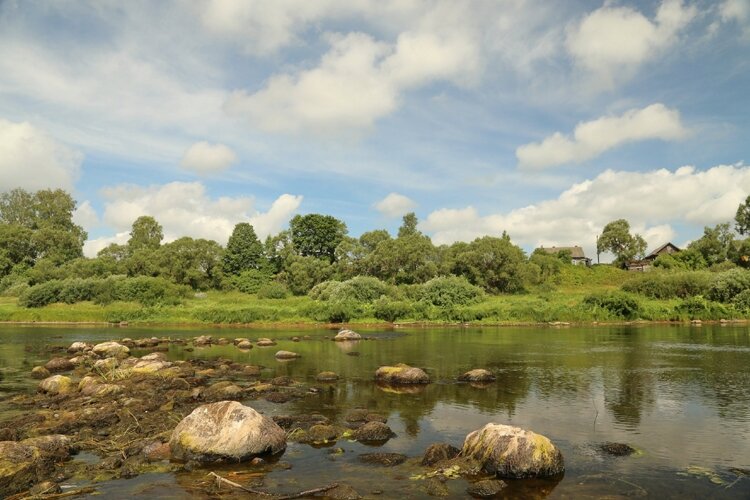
[334,329,362,341]
[92,341,130,359]
[170,401,286,462]
[461,423,564,478]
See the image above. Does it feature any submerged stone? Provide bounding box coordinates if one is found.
[374,364,430,384]
[354,422,395,443]
[316,371,339,382]
[421,443,460,466]
[466,479,507,497]
[169,401,286,462]
[275,350,300,360]
[458,369,496,383]
[358,452,407,466]
[461,423,564,478]
[599,442,637,457]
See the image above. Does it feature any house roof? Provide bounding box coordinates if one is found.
[538,246,588,259]
[645,242,681,259]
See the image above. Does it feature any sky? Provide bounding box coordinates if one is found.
[0,0,748,260]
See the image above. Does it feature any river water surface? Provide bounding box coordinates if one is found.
[1,324,749,498]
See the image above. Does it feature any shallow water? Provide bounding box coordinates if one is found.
[1,324,749,498]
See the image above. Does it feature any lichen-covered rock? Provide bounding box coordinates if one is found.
[67,341,90,354]
[316,371,339,382]
[461,423,564,478]
[92,341,130,359]
[334,329,362,341]
[353,421,395,443]
[169,401,286,462]
[458,369,496,383]
[0,441,41,496]
[421,443,460,466]
[20,435,72,460]
[375,364,430,384]
[275,350,300,360]
[466,479,507,497]
[203,381,244,400]
[131,358,173,374]
[305,424,339,444]
[78,376,122,397]
[45,357,74,372]
[237,340,253,349]
[38,375,73,395]
[31,366,50,379]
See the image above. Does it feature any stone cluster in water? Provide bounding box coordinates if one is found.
[0,330,566,498]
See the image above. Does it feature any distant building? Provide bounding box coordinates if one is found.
[627,242,681,272]
[537,246,592,266]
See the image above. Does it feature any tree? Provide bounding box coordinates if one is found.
[281,256,333,295]
[128,216,163,252]
[397,212,420,238]
[597,219,647,267]
[289,214,347,262]
[688,223,734,267]
[736,195,750,236]
[222,223,263,275]
[156,237,224,290]
[451,235,527,293]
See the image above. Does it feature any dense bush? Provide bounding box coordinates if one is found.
[304,299,363,323]
[621,271,712,299]
[228,269,273,294]
[673,296,730,320]
[58,278,97,304]
[18,280,64,307]
[418,276,485,307]
[582,291,641,319]
[731,289,750,313]
[257,282,289,299]
[0,282,29,297]
[193,307,282,323]
[373,297,413,322]
[706,269,750,302]
[309,276,389,303]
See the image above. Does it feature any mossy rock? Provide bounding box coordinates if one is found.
[374,364,430,384]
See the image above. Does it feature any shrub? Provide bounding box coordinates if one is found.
[673,296,730,320]
[621,271,712,299]
[304,299,363,323]
[308,280,343,301]
[18,280,63,308]
[228,269,273,294]
[582,291,641,320]
[707,269,750,303]
[418,276,485,307]
[731,289,750,313]
[373,297,413,322]
[58,278,97,304]
[309,276,389,303]
[257,282,289,299]
[111,277,189,306]
[0,282,29,297]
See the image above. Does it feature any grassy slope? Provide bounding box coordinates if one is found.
[0,266,743,325]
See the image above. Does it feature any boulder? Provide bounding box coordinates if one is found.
[458,369,496,383]
[598,442,636,457]
[275,350,300,360]
[93,358,118,371]
[38,375,73,395]
[256,338,277,347]
[0,441,42,495]
[44,357,74,373]
[316,371,339,382]
[203,381,244,400]
[305,424,339,444]
[194,335,213,346]
[20,435,72,460]
[375,364,430,384]
[421,443,460,466]
[131,358,173,374]
[78,377,122,397]
[466,479,507,497]
[30,366,50,379]
[92,342,130,359]
[237,340,253,350]
[233,338,249,345]
[344,409,386,424]
[67,341,90,354]
[334,329,362,341]
[354,422,395,443]
[169,401,286,462]
[461,423,564,478]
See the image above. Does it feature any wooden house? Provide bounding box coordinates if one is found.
[537,246,592,266]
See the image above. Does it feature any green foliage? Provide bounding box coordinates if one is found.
[450,235,527,293]
[529,250,563,285]
[290,214,348,262]
[397,212,420,238]
[95,276,190,306]
[155,237,224,290]
[18,280,64,307]
[597,219,647,266]
[283,256,334,295]
[731,289,750,312]
[621,271,712,299]
[735,195,750,235]
[127,215,163,252]
[228,268,273,294]
[653,248,706,270]
[373,297,413,322]
[368,234,438,284]
[673,296,730,320]
[222,223,263,275]
[58,278,97,304]
[583,291,641,319]
[309,276,389,303]
[0,282,29,297]
[728,238,750,268]
[419,276,485,307]
[688,223,734,267]
[257,282,289,299]
[304,299,363,323]
[706,268,750,303]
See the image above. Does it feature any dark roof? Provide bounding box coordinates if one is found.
[538,246,587,259]
[645,242,681,259]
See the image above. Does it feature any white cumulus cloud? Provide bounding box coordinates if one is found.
[566,0,696,87]
[374,192,417,217]
[516,103,687,169]
[422,163,750,258]
[225,30,479,134]
[82,182,302,257]
[180,141,238,174]
[0,118,83,191]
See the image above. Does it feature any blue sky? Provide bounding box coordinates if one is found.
[0,0,748,259]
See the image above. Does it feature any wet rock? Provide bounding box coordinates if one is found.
[243,365,262,376]
[275,350,300,360]
[317,483,361,499]
[21,435,72,460]
[291,336,301,342]
[194,335,213,346]
[270,376,294,386]
[217,338,231,345]
[203,381,244,400]
[344,409,386,424]
[354,422,395,443]
[466,479,507,497]
[358,452,407,466]
[67,341,90,354]
[140,352,166,361]
[265,392,295,404]
[79,377,122,397]
[375,364,430,384]
[38,375,73,395]
[233,338,249,345]
[31,366,50,379]
[256,338,276,347]
[68,355,89,365]
[599,442,637,457]
[305,424,339,444]
[458,369,496,383]
[461,423,564,478]
[0,442,42,495]
[316,371,339,382]
[170,401,286,462]
[421,443,460,466]
[273,414,330,431]
[237,340,253,349]
[135,337,160,348]
[424,477,450,497]
[29,480,62,495]
[93,357,119,371]
[132,358,173,374]
[334,329,362,341]
[143,441,171,461]
[92,341,130,359]
[45,357,74,372]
